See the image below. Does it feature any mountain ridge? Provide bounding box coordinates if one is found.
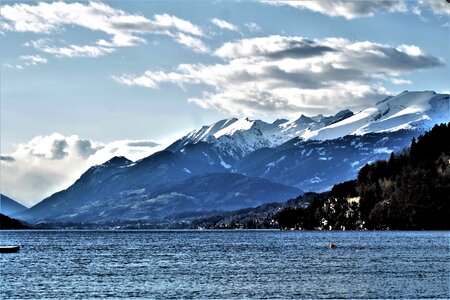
[0,194,28,217]
[15,90,450,225]
[170,91,448,153]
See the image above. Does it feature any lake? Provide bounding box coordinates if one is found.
[1,230,449,299]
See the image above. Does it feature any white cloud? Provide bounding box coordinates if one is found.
[88,139,163,163]
[0,1,206,57]
[397,44,424,56]
[4,54,48,69]
[0,133,164,206]
[245,22,261,32]
[211,18,239,31]
[48,44,115,58]
[4,63,23,70]
[154,13,204,36]
[418,0,450,16]
[175,33,210,53]
[26,39,115,58]
[265,0,449,19]
[390,78,412,85]
[19,55,47,65]
[115,35,443,117]
[266,0,407,19]
[410,0,450,21]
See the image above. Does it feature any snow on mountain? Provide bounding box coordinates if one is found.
[279,110,354,140]
[213,118,254,138]
[181,118,239,146]
[213,119,278,158]
[18,90,448,224]
[302,91,449,141]
[168,117,293,158]
[168,111,354,158]
[170,91,447,155]
[236,129,420,193]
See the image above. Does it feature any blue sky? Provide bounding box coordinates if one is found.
[0,0,449,204]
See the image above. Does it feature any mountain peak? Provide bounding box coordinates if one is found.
[105,156,132,166]
[302,91,448,141]
[16,90,448,225]
[169,90,447,157]
[297,114,315,124]
[322,109,354,126]
[85,156,133,175]
[0,194,28,216]
[213,117,255,138]
[272,118,288,126]
[334,109,353,117]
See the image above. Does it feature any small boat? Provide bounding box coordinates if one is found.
[0,246,20,253]
[328,243,337,249]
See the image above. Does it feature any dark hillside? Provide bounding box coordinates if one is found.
[225,123,450,230]
[0,213,31,229]
[357,123,450,229]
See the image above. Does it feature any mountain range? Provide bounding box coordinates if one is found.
[197,122,450,231]
[14,91,450,225]
[0,194,27,216]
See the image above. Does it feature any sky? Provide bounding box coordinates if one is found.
[0,0,449,206]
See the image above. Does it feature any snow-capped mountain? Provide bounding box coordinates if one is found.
[166,90,449,192]
[235,129,421,192]
[169,91,448,157]
[168,117,283,158]
[279,109,354,141]
[16,91,449,225]
[168,109,354,158]
[302,91,449,141]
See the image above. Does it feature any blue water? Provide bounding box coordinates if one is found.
[1,230,449,299]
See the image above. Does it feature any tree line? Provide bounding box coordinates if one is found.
[277,123,450,230]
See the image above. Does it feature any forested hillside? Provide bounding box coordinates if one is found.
[357,123,450,229]
[0,213,31,230]
[203,123,450,230]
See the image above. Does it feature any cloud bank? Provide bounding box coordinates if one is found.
[0,1,207,57]
[266,0,449,19]
[0,133,164,206]
[115,35,444,117]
